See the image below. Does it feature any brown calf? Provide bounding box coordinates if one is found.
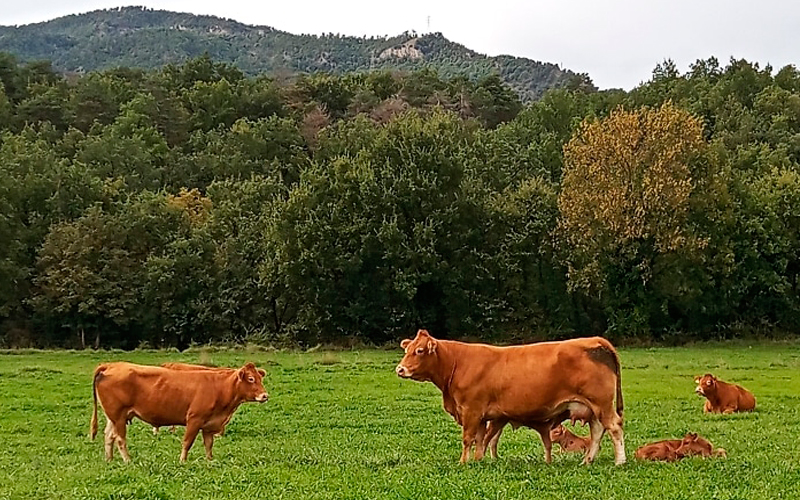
[694,374,756,413]
[635,433,726,462]
[550,424,591,453]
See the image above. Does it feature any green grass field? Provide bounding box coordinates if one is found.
[1,343,799,500]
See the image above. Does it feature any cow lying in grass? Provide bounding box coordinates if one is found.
[635,433,727,462]
[694,374,756,413]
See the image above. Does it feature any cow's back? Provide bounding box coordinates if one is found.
[95,362,226,427]
[446,336,620,421]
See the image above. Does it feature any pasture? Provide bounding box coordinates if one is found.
[1,343,799,500]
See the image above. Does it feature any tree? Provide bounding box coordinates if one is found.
[558,102,707,335]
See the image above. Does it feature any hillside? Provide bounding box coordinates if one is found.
[0,6,593,101]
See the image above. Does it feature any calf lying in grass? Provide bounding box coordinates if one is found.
[635,433,727,462]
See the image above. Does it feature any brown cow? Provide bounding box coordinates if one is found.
[635,433,726,462]
[395,330,625,465]
[90,361,268,462]
[694,374,756,413]
[151,362,237,435]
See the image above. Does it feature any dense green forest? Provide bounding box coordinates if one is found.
[0,7,590,102]
[1,51,799,349]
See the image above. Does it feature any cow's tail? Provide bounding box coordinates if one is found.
[596,338,623,419]
[89,364,106,440]
[610,341,624,419]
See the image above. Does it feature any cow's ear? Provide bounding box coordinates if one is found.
[689,432,698,440]
[257,368,266,377]
[427,339,437,354]
[694,377,700,383]
[238,369,247,381]
[400,339,411,350]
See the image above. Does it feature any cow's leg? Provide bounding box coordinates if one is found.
[104,418,116,461]
[180,422,201,462]
[484,420,505,459]
[473,420,488,461]
[112,419,130,463]
[459,414,483,463]
[583,418,605,465]
[601,412,626,465]
[535,427,553,464]
[202,430,215,460]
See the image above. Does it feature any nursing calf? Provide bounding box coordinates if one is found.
[90,361,268,462]
[396,330,625,465]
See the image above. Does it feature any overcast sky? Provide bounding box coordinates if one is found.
[1,0,798,90]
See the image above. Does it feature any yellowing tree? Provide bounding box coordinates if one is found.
[558,103,707,329]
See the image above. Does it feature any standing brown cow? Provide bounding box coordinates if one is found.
[90,361,269,462]
[395,330,625,465]
[694,374,756,413]
[151,362,237,435]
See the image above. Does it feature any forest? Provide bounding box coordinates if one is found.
[1,51,799,348]
[0,7,587,101]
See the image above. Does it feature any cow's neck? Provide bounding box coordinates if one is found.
[429,341,458,394]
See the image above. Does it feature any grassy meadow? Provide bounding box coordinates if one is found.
[0,343,799,500]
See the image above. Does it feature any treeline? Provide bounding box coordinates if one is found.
[1,52,799,348]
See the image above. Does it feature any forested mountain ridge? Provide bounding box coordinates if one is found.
[0,6,592,101]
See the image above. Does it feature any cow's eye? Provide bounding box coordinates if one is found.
[248,376,255,383]
[415,347,425,355]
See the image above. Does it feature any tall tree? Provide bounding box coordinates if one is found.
[558,102,707,335]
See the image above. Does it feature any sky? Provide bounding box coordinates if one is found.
[1,0,799,90]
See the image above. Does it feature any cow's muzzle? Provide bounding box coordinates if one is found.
[694,387,704,396]
[255,393,269,403]
[396,365,411,378]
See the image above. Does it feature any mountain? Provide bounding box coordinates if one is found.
[0,7,594,101]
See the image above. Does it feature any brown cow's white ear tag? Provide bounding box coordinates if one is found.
[427,340,437,354]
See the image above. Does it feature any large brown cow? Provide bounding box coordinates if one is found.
[694,374,756,413]
[395,330,625,465]
[90,361,268,462]
[151,362,237,435]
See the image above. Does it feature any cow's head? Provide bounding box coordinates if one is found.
[676,432,713,457]
[236,362,269,403]
[550,424,566,442]
[396,329,439,381]
[694,374,717,397]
